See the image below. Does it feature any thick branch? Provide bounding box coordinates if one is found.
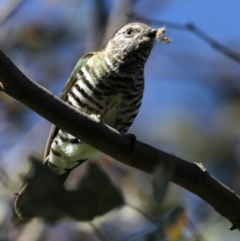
[0,50,240,230]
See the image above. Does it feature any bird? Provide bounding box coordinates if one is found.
[43,22,170,182]
[14,23,170,221]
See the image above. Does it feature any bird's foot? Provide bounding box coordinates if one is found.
[124,133,136,153]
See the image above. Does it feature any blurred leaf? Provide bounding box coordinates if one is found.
[16,23,70,50]
[146,206,187,241]
[152,162,173,203]
[163,206,187,241]
[14,157,124,222]
[0,166,9,188]
[14,157,67,222]
[76,162,124,219]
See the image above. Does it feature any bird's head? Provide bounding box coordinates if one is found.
[102,22,159,58]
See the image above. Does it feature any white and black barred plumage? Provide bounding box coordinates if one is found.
[45,22,159,180]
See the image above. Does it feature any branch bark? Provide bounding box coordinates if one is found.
[0,49,240,230]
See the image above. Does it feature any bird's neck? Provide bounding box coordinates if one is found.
[104,46,152,76]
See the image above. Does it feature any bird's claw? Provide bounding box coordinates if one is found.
[124,133,136,153]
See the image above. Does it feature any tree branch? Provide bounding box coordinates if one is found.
[0,49,240,230]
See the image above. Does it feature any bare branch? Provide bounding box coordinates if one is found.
[128,12,240,63]
[1,50,240,230]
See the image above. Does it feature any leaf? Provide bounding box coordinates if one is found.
[14,157,124,222]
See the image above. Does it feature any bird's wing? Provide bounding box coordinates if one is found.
[44,52,95,161]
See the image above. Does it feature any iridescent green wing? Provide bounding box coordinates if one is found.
[60,52,95,101]
[44,52,95,161]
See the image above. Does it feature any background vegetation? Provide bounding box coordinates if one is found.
[0,0,240,240]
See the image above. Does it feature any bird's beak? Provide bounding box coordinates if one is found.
[147,29,157,38]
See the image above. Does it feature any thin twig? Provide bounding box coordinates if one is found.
[128,12,240,63]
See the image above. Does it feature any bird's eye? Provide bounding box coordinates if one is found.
[125,28,134,37]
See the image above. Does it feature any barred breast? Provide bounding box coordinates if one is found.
[47,57,144,176]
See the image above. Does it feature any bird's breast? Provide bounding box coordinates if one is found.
[101,94,124,127]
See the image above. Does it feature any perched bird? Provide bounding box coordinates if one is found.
[44,22,170,182]
[14,22,170,220]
